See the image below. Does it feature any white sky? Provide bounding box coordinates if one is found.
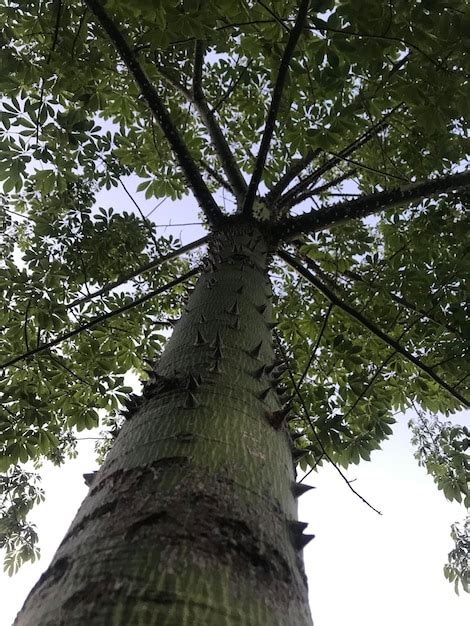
[1,188,469,624]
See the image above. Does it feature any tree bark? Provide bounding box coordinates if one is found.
[15,223,314,626]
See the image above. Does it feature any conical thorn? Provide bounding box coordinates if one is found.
[252,365,266,380]
[186,372,201,390]
[194,330,208,346]
[258,387,271,401]
[209,360,221,374]
[265,406,290,429]
[247,341,263,360]
[227,301,240,315]
[210,330,223,349]
[184,392,199,409]
[292,482,316,498]
[212,345,223,360]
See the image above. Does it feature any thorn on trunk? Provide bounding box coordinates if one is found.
[194,330,208,346]
[210,330,223,349]
[83,472,97,488]
[209,360,221,374]
[230,317,241,330]
[288,520,315,551]
[258,387,271,401]
[252,365,266,380]
[265,406,291,429]
[212,345,223,360]
[292,482,315,498]
[247,341,263,360]
[186,372,201,390]
[184,392,199,409]
[227,301,240,315]
[256,303,268,315]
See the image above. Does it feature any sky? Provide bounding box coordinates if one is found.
[1,187,469,625]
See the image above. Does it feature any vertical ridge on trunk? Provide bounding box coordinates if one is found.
[15,223,314,626]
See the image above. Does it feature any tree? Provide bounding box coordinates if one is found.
[0,0,469,623]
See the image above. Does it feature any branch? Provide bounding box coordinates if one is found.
[265,148,321,204]
[84,0,223,227]
[279,103,403,210]
[1,268,200,371]
[212,59,253,113]
[308,19,449,72]
[200,160,233,193]
[118,176,159,250]
[328,264,465,340]
[278,251,469,408]
[66,235,209,309]
[279,170,470,238]
[191,40,247,205]
[257,1,291,32]
[291,168,356,205]
[155,54,246,204]
[297,302,334,389]
[242,0,310,216]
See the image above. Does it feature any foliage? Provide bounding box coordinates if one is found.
[444,515,470,595]
[0,0,468,594]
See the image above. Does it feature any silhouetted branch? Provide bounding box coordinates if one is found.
[265,148,321,204]
[279,103,403,210]
[1,268,200,370]
[275,332,382,515]
[66,235,209,310]
[85,0,223,226]
[279,170,470,238]
[242,0,310,216]
[279,251,469,408]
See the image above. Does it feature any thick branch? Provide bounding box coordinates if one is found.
[279,170,470,238]
[66,236,209,309]
[279,251,469,408]
[191,40,247,205]
[84,0,223,227]
[1,268,200,371]
[242,0,310,216]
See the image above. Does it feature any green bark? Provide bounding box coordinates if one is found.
[15,224,314,626]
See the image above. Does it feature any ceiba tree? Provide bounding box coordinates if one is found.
[0,0,469,623]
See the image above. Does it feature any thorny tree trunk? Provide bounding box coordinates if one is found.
[15,223,314,626]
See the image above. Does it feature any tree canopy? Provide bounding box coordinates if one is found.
[0,0,468,594]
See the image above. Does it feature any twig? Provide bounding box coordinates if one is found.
[118,175,159,249]
[275,332,382,515]
[297,302,334,390]
[279,103,403,210]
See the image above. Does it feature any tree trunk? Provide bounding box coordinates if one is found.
[15,223,314,626]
